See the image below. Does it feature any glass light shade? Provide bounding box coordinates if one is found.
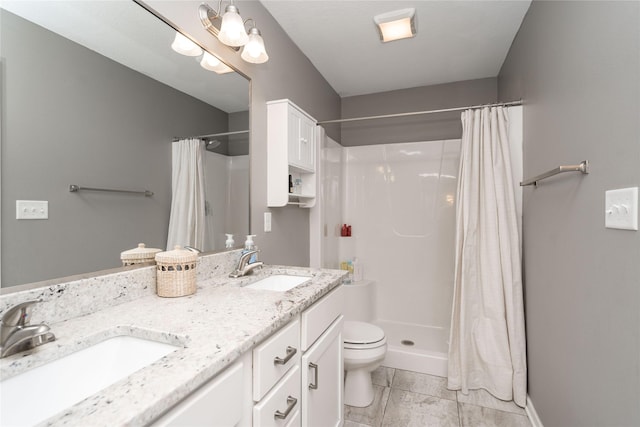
[171,32,203,56]
[240,28,269,64]
[218,5,249,47]
[378,18,414,42]
[200,52,235,74]
[374,8,416,43]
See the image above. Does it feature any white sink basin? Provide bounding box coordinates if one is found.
[245,275,311,292]
[0,335,179,426]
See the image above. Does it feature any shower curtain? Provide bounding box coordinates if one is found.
[166,138,206,250]
[447,107,527,407]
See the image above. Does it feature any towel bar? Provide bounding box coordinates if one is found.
[69,185,153,197]
[520,161,589,187]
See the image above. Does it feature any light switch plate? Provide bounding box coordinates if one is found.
[605,187,638,230]
[16,200,49,220]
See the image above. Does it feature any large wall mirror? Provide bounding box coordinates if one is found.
[0,1,250,289]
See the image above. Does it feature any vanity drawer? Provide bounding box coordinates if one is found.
[253,364,301,427]
[301,285,344,351]
[253,317,301,401]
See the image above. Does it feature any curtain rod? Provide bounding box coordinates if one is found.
[173,129,249,142]
[317,100,523,125]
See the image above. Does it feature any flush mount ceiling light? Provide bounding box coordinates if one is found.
[198,1,269,64]
[374,8,417,43]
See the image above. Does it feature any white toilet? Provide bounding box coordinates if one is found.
[342,281,387,407]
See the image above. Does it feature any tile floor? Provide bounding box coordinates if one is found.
[344,367,532,427]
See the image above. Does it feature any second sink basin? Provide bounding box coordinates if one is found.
[0,335,179,426]
[245,274,311,292]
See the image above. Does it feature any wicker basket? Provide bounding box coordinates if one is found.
[120,243,162,266]
[155,246,198,298]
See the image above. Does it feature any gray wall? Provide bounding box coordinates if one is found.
[1,10,229,286]
[498,1,640,425]
[341,78,497,146]
[143,1,342,267]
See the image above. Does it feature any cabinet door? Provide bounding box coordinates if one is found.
[297,116,315,172]
[288,108,315,173]
[301,316,344,427]
[152,358,246,427]
[287,108,302,169]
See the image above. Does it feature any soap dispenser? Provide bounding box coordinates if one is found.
[225,234,235,249]
[243,234,258,263]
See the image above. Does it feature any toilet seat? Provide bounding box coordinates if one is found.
[343,321,386,349]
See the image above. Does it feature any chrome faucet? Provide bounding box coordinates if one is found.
[229,250,263,278]
[184,246,201,253]
[1,300,56,358]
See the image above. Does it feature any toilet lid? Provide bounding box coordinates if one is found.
[343,321,385,345]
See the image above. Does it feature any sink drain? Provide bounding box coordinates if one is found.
[401,339,415,346]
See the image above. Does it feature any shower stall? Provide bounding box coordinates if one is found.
[314,106,522,377]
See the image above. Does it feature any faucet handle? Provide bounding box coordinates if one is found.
[1,300,40,327]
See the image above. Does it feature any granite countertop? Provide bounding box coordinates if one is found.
[0,265,345,427]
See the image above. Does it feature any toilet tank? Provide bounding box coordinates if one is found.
[342,280,376,322]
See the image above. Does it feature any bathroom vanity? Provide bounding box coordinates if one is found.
[0,250,346,426]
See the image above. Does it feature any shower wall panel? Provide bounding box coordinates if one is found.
[203,154,249,251]
[341,140,460,328]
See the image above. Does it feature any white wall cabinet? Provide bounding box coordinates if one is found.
[267,99,318,208]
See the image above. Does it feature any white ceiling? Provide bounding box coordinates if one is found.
[260,0,532,97]
[1,1,249,113]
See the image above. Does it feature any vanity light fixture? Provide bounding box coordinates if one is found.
[240,23,269,64]
[199,1,269,64]
[217,3,249,47]
[374,8,417,43]
[200,52,235,74]
[171,32,203,56]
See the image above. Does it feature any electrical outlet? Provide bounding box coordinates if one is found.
[16,200,48,220]
[605,187,638,230]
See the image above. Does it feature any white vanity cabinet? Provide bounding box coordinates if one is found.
[252,285,344,427]
[151,285,343,427]
[151,352,253,427]
[300,286,344,427]
[252,318,302,427]
[267,99,318,208]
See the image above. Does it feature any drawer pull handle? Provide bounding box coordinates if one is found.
[274,396,297,420]
[309,362,319,390]
[273,346,297,365]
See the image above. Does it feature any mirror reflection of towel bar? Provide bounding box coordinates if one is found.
[69,185,153,197]
[520,160,589,187]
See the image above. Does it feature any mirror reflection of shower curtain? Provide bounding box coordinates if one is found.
[447,106,527,407]
[166,139,206,250]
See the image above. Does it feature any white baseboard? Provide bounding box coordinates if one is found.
[526,394,544,427]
